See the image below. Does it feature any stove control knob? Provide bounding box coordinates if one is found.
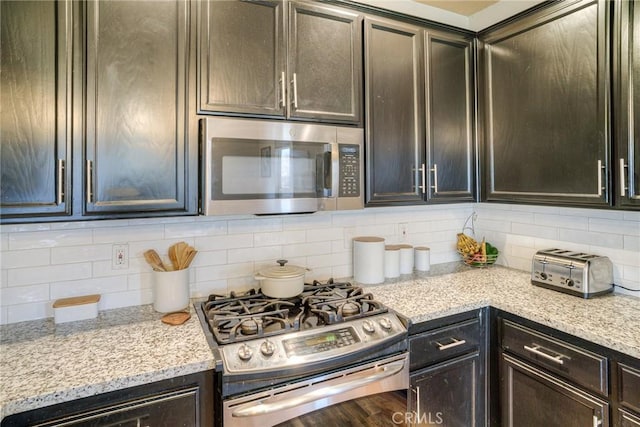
[363,319,375,334]
[379,317,393,331]
[566,279,575,287]
[237,344,253,361]
[260,340,275,357]
[540,272,548,280]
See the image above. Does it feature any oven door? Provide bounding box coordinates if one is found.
[201,117,337,215]
[223,353,409,427]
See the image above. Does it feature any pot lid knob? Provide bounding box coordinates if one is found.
[276,259,288,267]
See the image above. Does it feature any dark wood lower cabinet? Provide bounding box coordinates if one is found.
[500,352,609,427]
[621,410,640,427]
[1,371,213,427]
[409,352,481,427]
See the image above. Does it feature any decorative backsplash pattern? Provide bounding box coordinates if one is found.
[1,203,638,324]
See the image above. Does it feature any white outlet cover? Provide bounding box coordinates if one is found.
[112,244,129,270]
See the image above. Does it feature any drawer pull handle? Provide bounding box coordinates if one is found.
[436,338,466,351]
[524,344,566,365]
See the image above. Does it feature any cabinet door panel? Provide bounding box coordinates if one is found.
[0,0,72,218]
[483,0,610,206]
[616,0,640,208]
[289,3,361,123]
[426,32,474,202]
[85,0,189,214]
[501,353,609,427]
[199,0,285,116]
[409,352,481,427]
[365,18,424,205]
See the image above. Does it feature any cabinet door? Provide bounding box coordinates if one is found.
[501,353,609,427]
[365,17,425,205]
[620,409,640,427]
[482,0,610,207]
[615,0,640,209]
[0,0,72,219]
[288,2,362,123]
[199,0,285,117]
[84,0,192,215]
[409,352,482,427]
[425,31,475,202]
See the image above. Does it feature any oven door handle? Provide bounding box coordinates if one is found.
[231,359,405,418]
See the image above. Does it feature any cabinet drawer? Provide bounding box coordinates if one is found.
[501,319,608,395]
[619,363,640,414]
[410,318,480,371]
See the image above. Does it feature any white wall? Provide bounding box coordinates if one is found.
[1,202,639,325]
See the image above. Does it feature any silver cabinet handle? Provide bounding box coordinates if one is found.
[86,160,93,203]
[524,344,566,365]
[436,338,466,351]
[597,160,604,197]
[280,71,286,108]
[620,158,628,197]
[416,385,421,426]
[418,163,426,194]
[593,415,601,427]
[231,360,405,417]
[56,159,65,205]
[291,72,298,109]
[430,163,439,193]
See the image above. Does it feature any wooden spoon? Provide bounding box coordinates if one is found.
[168,243,180,271]
[143,249,166,272]
[182,248,198,269]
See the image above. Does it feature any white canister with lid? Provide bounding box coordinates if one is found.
[415,246,431,272]
[353,236,385,284]
[398,244,414,274]
[384,245,401,278]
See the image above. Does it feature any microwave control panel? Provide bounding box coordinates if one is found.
[338,144,360,198]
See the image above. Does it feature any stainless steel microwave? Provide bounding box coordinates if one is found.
[200,117,364,215]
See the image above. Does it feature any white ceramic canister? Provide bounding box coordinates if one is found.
[398,244,414,274]
[153,268,190,313]
[353,236,385,284]
[384,245,401,278]
[415,246,431,272]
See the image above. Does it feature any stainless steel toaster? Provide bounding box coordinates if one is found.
[531,249,614,298]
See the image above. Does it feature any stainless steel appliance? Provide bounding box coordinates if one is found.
[196,279,409,427]
[200,117,364,216]
[531,249,614,298]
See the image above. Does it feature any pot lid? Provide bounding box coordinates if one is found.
[257,260,307,279]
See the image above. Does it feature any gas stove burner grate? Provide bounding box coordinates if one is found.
[201,278,389,344]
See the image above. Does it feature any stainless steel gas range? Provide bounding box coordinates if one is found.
[196,279,409,427]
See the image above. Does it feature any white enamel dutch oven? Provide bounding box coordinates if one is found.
[254,260,309,298]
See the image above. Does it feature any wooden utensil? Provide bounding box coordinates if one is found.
[161,311,191,326]
[168,243,180,271]
[143,249,166,272]
[182,248,198,269]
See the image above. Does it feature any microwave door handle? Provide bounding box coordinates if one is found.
[331,145,339,198]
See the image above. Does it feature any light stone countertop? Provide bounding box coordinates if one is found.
[0,304,216,420]
[363,265,640,359]
[2,265,640,421]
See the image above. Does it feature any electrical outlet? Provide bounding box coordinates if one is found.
[112,244,129,269]
[399,223,408,241]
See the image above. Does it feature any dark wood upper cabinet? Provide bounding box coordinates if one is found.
[425,31,475,203]
[84,0,193,215]
[481,0,611,207]
[614,0,640,209]
[364,17,425,205]
[0,0,73,219]
[199,0,362,124]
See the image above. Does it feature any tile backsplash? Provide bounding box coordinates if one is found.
[1,203,639,324]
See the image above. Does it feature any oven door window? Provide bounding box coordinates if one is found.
[210,138,331,200]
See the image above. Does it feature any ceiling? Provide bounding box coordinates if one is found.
[351,0,546,31]
[413,0,499,16]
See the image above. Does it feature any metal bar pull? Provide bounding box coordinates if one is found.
[436,338,466,351]
[430,163,439,193]
[620,158,628,197]
[56,159,65,205]
[291,73,298,109]
[597,160,605,197]
[86,160,94,203]
[524,344,566,365]
[593,415,601,427]
[279,71,286,108]
[416,163,426,194]
[232,360,405,417]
